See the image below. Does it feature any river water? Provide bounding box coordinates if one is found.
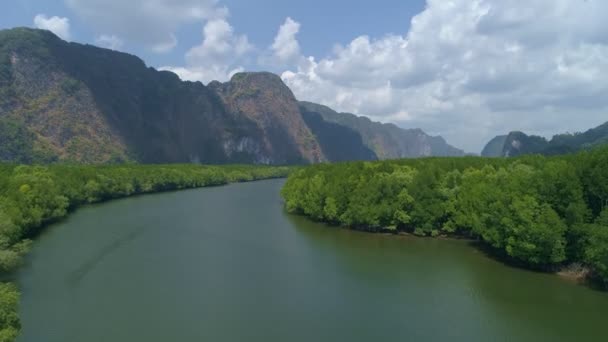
[16,179,608,341]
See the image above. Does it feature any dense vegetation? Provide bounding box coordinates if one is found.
[0,163,289,340]
[282,147,608,287]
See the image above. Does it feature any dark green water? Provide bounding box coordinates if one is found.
[16,179,608,342]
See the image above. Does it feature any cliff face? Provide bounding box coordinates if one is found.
[299,105,377,162]
[0,28,465,165]
[0,28,292,164]
[299,102,464,159]
[0,29,314,163]
[0,28,128,163]
[209,73,325,164]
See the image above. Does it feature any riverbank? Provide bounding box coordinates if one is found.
[281,149,608,291]
[293,214,599,286]
[0,164,290,341]
[16,178,608,342]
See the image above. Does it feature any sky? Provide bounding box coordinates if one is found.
[3,0,608,153]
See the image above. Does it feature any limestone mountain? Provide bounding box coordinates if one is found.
[299,102,465,159]
[482,121,608,157]
[480,135,507,157]
[299,106,377,162]
[0,27,463,164]
[0,28,324,164]
[208,73,324,164]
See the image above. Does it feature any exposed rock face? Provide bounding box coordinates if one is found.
[0,28,293,164]
[0,28,465,165]
[1,29,128,163]
[209,73,325,164]
[299,102,464,159]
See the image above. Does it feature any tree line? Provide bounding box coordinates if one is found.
[0,163,290,341]
[282,147,608,287]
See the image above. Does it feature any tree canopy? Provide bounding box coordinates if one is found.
[282,147,608,285]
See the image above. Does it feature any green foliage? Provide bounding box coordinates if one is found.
[0,283,19,342]
[0,163,290,340]
[0,118,35,164]
[60,78,81,95]
[571,210,608,287]
[282,147,608,284]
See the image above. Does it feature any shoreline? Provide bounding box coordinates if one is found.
[293,214,599,288]
[0,164,291,342]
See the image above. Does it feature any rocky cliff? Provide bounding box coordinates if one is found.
[299,102,464,159]
[0,28,464,164]
[209,72,325,164]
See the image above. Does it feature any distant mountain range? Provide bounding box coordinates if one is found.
[299,102,464,159]
[0,27,463,164]
[482,122,608,157]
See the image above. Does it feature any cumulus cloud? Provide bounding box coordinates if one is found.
[160,19,252,83]
[95,34,124,50]
[281,0,608,152]
[186,19,252,66]
[272,17,302,63]
[65,0,227,52]
[33,14,71,40]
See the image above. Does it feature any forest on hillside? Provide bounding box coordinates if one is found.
[0,163,290,341]
[282,148,608,287]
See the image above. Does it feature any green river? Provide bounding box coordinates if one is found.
[15,179,608,341]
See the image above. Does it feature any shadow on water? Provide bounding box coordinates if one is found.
[285,209,608,292]
[66,226,147,286]
[283,210,608,342]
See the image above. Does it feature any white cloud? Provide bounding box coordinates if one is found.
[95,34,124,50]
[65,0,227,52]
[159,66,244,83]
[161,19,252,83]
[271,17,301,63]
[281,0,608,152]
[186,19,252,66]
[33,14,71,41]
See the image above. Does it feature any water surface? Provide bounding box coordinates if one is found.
[17,179,608,341]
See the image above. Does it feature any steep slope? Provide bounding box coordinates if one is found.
[299,101,464,159]
[0,28,327,164]
[0,27,461,165]
[481,135,508,157]
[208,73,325,164]
[299,106,377,162]
[0,29,128,163]
[501,132,549,157]
[484,121,608,157]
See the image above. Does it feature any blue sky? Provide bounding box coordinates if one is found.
[3,0,608,152]
[4,0,426,70]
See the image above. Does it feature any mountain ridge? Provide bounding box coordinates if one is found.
[0,27,463,164]
[299,101,465,159]
[482,122,608,157]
